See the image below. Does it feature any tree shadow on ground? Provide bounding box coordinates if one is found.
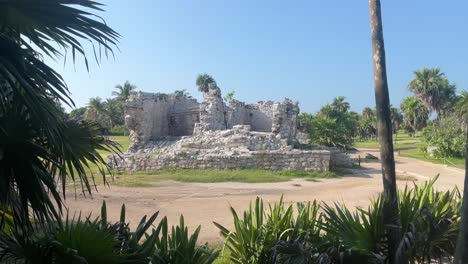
[337,166,380,179]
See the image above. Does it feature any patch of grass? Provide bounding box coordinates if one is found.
[99,135,129,156]
[108,169,340,187]
[354,132,465,169]
[400,152,465,169]
[79,135,129,177]
[354,132,422,150]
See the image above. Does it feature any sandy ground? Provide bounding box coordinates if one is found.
[64,150,465,244]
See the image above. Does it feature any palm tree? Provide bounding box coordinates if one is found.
[455,91,468,263]
[105,98,125,128]
[362,107,375,120]
[86,97,107,122]
[400,96,429,134]
[113,81,137,101]
[331,96,350,113]
[390,107,403,144]
[196,73,216,93]
[0,1,119,226]
[408,68,457,117]
[369,1,402,262]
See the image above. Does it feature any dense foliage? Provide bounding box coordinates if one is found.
[299,98,405,148]
[400,96,429,135]
[421,118,467,159]
[216,178,460,264]
[0,202,219,263]
[0,0,120,227]
[299,97,358,149]
[80,81,137,135]
[357,107,378,140]
[408,68,457,117]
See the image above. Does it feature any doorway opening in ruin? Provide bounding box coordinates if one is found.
[166,111,199,137]
[248,111,273,132]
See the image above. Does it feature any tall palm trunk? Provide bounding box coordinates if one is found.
[369,1,402,263]
[454,128,468,263]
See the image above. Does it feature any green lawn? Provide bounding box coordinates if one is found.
[354,132,465,169]
[100,135,130,156]
[110,169,340,187]
[354,132,421,151]
[80,135,129,176]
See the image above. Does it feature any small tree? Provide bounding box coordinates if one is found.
[305,97,358,149]
[196,74,216,93]
[400,96,429,135]
[308,115,353,149]
[113,81,137,101]
[408,68,457,117]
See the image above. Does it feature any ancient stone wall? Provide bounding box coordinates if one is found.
[193,83,227,133]
[225,100,300,141]
[125,85,299,151]
[109,150,330,172]
[117,80,351,172]
[246,103,274,132]
[124,92,199,151]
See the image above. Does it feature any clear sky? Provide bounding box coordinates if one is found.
[51,0,468,113]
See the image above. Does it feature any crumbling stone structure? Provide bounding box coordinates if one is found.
[109,82,351,172]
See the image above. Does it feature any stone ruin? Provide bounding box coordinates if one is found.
[109,82,352,172]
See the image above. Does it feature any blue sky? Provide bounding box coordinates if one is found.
[52,0,468,113]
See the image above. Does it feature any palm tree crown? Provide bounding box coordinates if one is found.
[113,81,136,101]
[408,68,457,116]
[400,96,429,133]
[331,96,350,113]
[86,97,107,121]
[196,74,216,93]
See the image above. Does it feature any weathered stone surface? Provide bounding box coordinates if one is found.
[109,150,331,172]
[125,92,199,151]
[330,150,353,168]
[111,83,351,172]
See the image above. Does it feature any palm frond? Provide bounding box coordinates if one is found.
[49,120,122,197]
[0,0,120,116]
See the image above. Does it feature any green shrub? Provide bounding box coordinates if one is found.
[319,197,386,263]
[421,117,466,158]
[150,215,219,263]
[214,197,322,264]
[308,115,354,149]
[110,125,129,136]
[299,97,358,149]
[218,178,461,264]
[0,202,219,264]
[398,176,460,263]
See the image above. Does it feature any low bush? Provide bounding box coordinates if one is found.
[0,178,460,263]
[214,197,321,264]
[110,125,129,136]
[421,117,466,158]
[217,178,461,264]
[0,202,219,264]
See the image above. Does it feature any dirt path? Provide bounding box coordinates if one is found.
[64,151,465,244]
